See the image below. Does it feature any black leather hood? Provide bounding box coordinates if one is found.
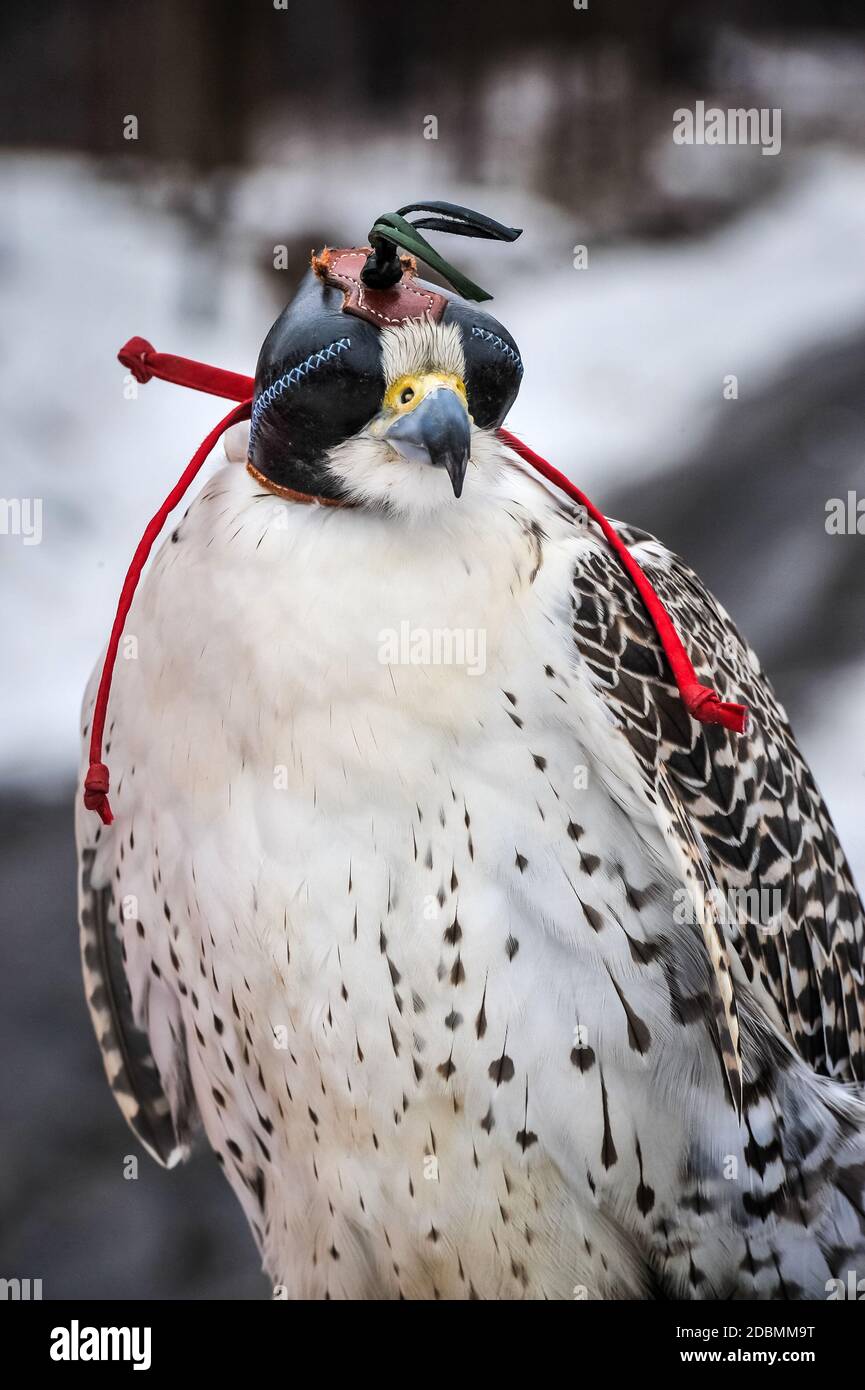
[249,262,523,496]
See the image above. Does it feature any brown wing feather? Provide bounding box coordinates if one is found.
[571,520,865,1082]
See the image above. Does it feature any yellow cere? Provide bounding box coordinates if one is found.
[383,371,468,416]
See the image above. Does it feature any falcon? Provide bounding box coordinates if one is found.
[77,202,865,1300]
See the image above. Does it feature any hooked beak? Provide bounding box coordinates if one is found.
[382,382,472,498]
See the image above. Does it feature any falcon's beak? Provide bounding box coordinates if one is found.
[379,373,472,498]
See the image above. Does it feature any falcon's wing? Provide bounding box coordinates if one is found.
[570,520,865,1084]
[76,687,198,1167]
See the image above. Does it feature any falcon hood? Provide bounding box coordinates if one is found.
[249,204,524,501]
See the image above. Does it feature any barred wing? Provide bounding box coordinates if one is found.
[570,522,865,1083]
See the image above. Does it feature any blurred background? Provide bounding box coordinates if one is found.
[1,0,864,1299]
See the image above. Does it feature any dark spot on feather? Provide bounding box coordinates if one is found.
[608,972,651,1054]
[580,900,604,932]
[742,1185,789,1221]
[444,914,462,946]
[475,980,488,1039]
[624,881,660,913]
[744,1130,783,1177]
[570,1044,596,1072]
[624,930,661,966]
[489,1053,515,1086]
[599,1068,617,1169]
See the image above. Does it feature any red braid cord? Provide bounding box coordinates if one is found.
[83,343,747,824]
[496,427,748,735]
[84,395,252,824]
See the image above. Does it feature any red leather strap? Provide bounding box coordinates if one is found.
[83,341,748,825]
[118,337,255,402]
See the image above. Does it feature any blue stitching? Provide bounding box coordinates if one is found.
[249,337,352,445]
[471,325,523,375]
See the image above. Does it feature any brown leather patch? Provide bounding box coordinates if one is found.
[313,247,447,328]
